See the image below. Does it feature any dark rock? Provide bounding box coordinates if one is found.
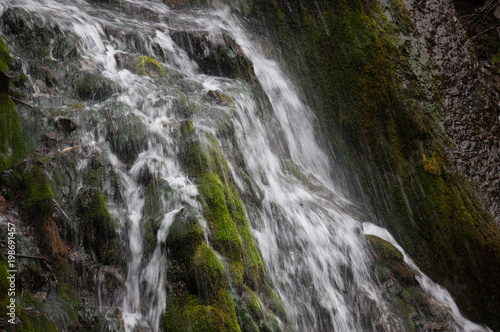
[52,36,78,60]
[206,89,222,103]
[43,132,63,143]
[55,117,78,133]
[0,71,9,93]
[171,30,257,83]
[113,51,136,72]
[72,71,116,101]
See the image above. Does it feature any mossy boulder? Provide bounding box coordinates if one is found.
[135,55,166,77]
[366,235,416,287]
[166,207,205,261]
[109,112,149,163]
[164,217,241,332]
[169,120,284,330]
[76,188,118,264]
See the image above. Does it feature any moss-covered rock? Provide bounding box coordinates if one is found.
[366,235,456,331]
[168,120,284,331]
[0,37,12,73]
[76,188,118,264]
[72,72,116,101]
[164,223,241,332]
[0,93,26,172]
[109,112,149,163]
[23,166,55,222]
[135,55,166,77]
[0,36,25,170]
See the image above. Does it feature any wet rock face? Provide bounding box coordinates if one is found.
[402,0,500,226]
[171,31,257,83]
[366,235,455,331]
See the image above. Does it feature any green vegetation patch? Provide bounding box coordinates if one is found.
[0,93,26,172]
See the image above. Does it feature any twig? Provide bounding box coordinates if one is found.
[10,96,49,117]
[471,24,500,40]
[59,145,79,155]
[466,0,496,26]
[53,199,70,221]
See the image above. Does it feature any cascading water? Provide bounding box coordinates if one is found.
[0,0,493,330]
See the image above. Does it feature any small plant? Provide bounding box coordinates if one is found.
[423,153,440,175]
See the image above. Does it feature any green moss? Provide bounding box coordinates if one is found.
[198,172,243,261]
[0,37,12,73]
[366,235,403,262]
[0,93,26,172]
[179,124,266,290]
[76,188,117,263]
[27,315,57,332]
[135,55,165,77]
[162,293,241,332]
[172,121,284,329]
[167,207,205,260]
[163,243,241,332]
[23,166,55,222]
[0,254,11,318]
[191,243,228,297]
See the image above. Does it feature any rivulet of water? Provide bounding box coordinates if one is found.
[0,0,492,330]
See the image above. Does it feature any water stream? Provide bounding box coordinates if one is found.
[0,0,493,330]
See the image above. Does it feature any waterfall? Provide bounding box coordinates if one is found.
[0,0,493,331]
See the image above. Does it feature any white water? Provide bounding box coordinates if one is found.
[0,0,491,330]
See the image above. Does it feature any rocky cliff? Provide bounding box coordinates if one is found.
[0,0,500,331]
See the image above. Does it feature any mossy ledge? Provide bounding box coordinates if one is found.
[248,0,500,329]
